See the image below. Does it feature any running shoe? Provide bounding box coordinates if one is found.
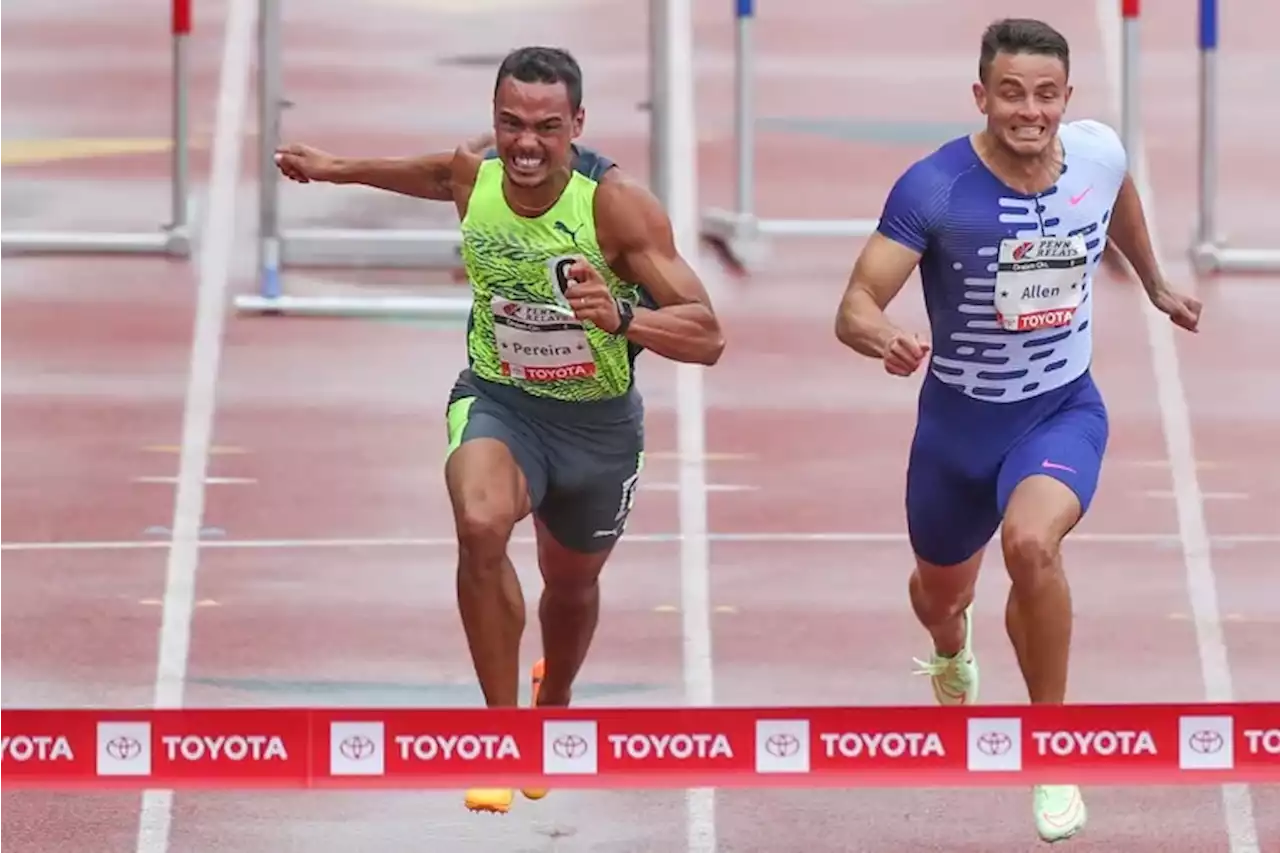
[464,788,513,814]
[912,603,979,705]
[521,658,549,801]
[1034,783,1087,842]
[464,660,548,813]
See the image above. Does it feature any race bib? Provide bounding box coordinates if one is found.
[491,296,597,382]
[994,236,1088,332]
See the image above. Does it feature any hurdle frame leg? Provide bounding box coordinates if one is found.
[1189,0,1280,275]
[698,0,880,270]
[235,0,472,319]
[0,0,194,259]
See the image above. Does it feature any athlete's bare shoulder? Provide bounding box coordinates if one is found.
[593,166,668,263]
[448,132,494,216]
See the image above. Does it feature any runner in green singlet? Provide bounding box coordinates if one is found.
[275,46,725,813]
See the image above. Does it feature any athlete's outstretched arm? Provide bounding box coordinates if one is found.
[274,132,493,201]
[572,176,724,366]
[834,233,931,374]
[1105,174,1202,331]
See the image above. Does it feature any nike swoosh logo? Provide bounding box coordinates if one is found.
[1042,459,1077,474]
[1070,186,1093,205]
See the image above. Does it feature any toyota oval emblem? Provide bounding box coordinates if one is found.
[105,736,142,761]
[976,731,1013,756]
[765,733,800,758]
[553,735,588,759]
[340,735,376,761]
[1188,730,1224,754]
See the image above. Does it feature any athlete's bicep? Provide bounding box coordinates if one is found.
[601,178,714,309]
[448,145,486,216]
[839,158,942,311]
[842,233,923,310]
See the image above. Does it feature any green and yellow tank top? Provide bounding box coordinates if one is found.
[459,146,648,403]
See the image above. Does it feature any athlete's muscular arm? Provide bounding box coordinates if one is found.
[1106,174,1203,332]
[834,234,931,375]
[1106,175,1165,295]
[570,175,725,366]
[273,132,493,201]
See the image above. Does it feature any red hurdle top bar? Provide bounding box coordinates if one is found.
[1122,0,1140,18]
[173,0,191,35]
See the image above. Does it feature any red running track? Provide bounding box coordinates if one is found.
[2,0,1277,850]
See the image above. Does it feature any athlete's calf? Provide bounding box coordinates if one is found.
[533,519,611,707]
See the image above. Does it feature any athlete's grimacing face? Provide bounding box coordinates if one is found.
[493,77,584,188]
[973,51,1072,158]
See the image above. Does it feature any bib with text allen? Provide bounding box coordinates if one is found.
[994,235,1088,332]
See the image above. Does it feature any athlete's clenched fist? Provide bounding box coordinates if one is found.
[882,330,931,376]
[562,257,624,334]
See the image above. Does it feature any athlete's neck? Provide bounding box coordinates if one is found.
[502,168,572,218]
[972,130,1063,195]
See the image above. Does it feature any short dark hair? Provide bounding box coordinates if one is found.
[979,18,1070,83]
[494,46,584,112]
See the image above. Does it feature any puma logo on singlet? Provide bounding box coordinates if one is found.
[555,221,583,246]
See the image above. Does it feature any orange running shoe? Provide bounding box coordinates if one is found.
[521,658,548,801]
[464,660,549,812]
[464,787,513,814]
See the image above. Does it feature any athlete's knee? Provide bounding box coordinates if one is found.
[456,502,517,565]
[451,478,522,565]
[1000,474,1078,591]
[910,553,981,623]
[543,574,600,610]
[536,517,611,591]
[447,440,531,566]
[1000,521,1063,592]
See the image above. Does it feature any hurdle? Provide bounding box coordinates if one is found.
[697,0,1149,269]
[235,0,700,319]
[1191,0,1280,274]
[0,0,193,258]
[698,0,880,268]
[1120,0,1140,155]
[232,0,471,319]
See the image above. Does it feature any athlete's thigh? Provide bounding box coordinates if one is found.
[444,391,549,522]
[906,428,1001,568]
[995,394,1109,525]
[536,431,644,569]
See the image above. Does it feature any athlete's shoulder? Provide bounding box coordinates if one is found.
[593,163,664,252]
[570,144,617,183]
[892,136,982,207]
[1060,119,1128,176]
[922,134,983,171]
[876,136,977,252]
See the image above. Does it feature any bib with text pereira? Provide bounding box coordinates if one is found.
[491,294,598,383]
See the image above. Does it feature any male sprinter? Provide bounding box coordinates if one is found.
[276,46,724,813]
[832,19,1200,843]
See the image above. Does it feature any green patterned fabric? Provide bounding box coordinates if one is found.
[459,155,645,402]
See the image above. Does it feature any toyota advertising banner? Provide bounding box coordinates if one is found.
[2,703,1276,789]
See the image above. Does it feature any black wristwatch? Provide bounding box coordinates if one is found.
[613,298,634,335]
